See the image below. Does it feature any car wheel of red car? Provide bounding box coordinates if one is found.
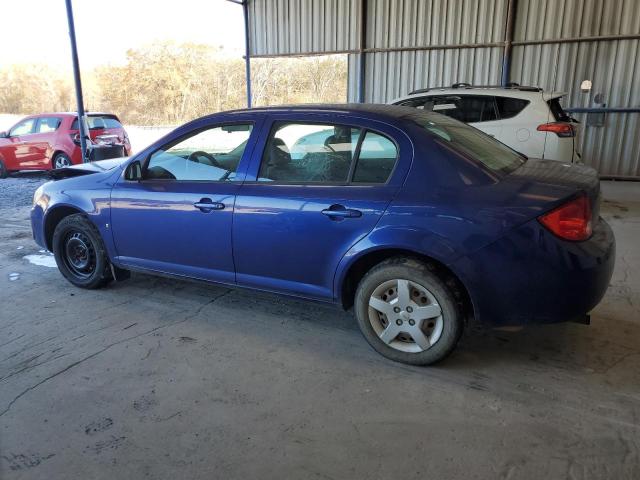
[354,257,463,366]
[53,153,72,169]
[52,214,113,289]
[0,159,7,179]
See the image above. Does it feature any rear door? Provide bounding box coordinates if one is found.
[33,117,62,167]
[232,114,409,301]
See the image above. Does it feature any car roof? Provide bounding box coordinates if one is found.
[391,87,566,103]
[206,103,430,124]
[24,112,118,118]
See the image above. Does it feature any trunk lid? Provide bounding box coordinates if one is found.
[504,158,600,225]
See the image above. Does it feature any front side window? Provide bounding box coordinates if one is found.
[258,123,361,183]
[10,118,35,136]
[36,117,61,133]
[397,97,429,109]
[145,124,252,181]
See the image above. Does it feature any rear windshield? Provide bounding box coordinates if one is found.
[71,115,123,130]
[547,97,571,122]
[407,111,525,175]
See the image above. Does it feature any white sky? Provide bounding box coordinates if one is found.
[0,0,245,69]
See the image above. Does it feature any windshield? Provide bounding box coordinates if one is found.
[407,111,525,175]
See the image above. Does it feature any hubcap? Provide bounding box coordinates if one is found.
[63,231,96,278]
[368,279,443,353]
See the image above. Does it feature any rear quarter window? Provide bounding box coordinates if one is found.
[495,97,530,119]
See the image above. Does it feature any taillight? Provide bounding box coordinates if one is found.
[537,122,575,137]
[69,133,94,145]
[539,194,592,241]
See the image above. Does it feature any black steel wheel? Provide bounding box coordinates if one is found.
[52,214,112,289]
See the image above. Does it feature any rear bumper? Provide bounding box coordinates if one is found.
[452,217,615,326]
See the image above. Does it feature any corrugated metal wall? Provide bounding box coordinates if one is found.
[247,0,640,178]
[512,0,640,177]
[355,0,508,102]
[248,0,360,55]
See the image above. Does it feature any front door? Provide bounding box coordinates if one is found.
[233,119,404,301]
[110,121,256,284]
[7,117,38,168]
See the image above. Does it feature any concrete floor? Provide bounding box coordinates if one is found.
[1,181,639,479]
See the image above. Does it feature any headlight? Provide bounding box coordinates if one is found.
[33,185,45,206]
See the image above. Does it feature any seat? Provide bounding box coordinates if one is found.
[265,138,294,181]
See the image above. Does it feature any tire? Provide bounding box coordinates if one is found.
[52,214,112,289]
[53,152,72,169]
[0,159,7,179]
[354,257,463,366]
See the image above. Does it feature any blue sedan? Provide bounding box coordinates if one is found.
[31,105,615,365]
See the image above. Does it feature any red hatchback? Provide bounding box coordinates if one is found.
[0,112,132,178]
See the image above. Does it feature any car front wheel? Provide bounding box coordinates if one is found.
[52,214,112,289]
[53,152,72,169]
[0,159,8,178]
[354,257,463,365]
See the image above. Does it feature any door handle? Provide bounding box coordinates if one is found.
[321,205,362,219]
[193,199,225,212]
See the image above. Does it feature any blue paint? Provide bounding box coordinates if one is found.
[31,105,615,326]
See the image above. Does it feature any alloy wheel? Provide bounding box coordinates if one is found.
[54,155,71,169]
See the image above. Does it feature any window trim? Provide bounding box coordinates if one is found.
[139,120,255,183]
[250,120,399,187]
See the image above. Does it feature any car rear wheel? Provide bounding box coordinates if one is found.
[52,214,112,289]
[53,153,72,169]
[354,257,463,365]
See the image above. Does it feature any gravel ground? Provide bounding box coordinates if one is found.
[0,173,49,208]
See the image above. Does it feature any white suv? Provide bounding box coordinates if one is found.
[391,83,581,163]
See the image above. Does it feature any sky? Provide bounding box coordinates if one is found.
[0,0,245,69]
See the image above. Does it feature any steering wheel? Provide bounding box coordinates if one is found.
[188,150,221,167]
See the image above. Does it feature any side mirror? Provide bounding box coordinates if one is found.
[124,161,143,181]
[0,131,7,138]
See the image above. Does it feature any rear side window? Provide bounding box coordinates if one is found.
[258,123,362,183]
[257,122,398,184]
[71,115,123,130]
[352,132,397,183]
[36,117,61,133]
[547,98,571,121]
[495,97,529,119]
[420,95,498,123]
